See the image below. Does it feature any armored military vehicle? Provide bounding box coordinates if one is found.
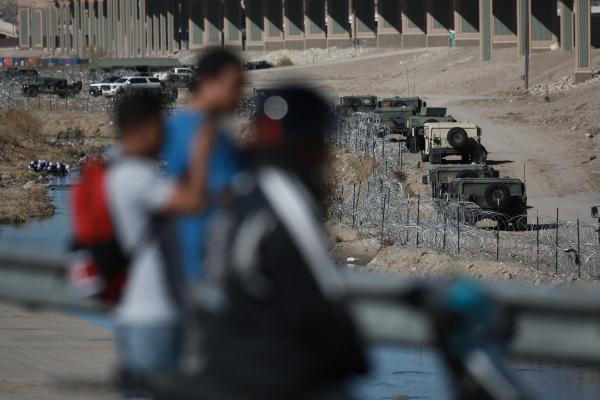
[421,122,487,164]
[337,95,378,116]
[374,96,454,137]
[21,77,83,98]
[405,109,456,151]
[427,164,499,199]
[446,177,528,230]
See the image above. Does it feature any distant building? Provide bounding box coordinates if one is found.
[16,1,597,80]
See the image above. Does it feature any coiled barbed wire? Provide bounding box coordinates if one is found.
[0,69,179,114]
[330,112,600,279]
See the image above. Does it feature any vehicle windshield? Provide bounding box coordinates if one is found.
[115,78,127,83]
[102,77,118,83]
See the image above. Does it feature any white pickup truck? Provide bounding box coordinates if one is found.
[101,76,162,97]
[153,67,195,82]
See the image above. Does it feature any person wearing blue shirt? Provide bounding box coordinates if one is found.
[163,50,245,281]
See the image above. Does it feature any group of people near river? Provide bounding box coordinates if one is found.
[93,49,368,399]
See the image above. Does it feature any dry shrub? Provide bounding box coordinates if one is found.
[0,185,54,225]
[0,110,42,143]
[276,56,294,67]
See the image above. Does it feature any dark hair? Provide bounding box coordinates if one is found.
[115,90,163,134]
[193,49,243,90]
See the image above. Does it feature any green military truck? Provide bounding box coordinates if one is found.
[375,97,454,137]
[337,95,378,116]
[421,122,487,164]
[446,177,528,230]
[427,164,499,199]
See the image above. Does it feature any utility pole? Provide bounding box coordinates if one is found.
[524,0,530,91]
[352,0,357,48]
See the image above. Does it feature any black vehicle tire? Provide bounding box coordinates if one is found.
[471,144,488,164]
[456,170,479,179]
[29,87,39,97]
[484,183,511,209]
[447,127,468,150]
[406,136,416,153]
[416,135,425,151]
[429,153,442,164]
[420,151,429,162]
[91,91,101,97]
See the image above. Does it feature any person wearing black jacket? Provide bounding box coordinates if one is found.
[152,86,368,400]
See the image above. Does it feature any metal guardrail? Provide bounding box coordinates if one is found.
[0,248,599,364]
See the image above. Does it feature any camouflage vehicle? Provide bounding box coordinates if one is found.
[377,96,423,111]
[446,177,528,230]
[337,95,378,116]
[373,106,414,135]
[421,122,487,164]
[375,97,455,138]
[427,164,499,199]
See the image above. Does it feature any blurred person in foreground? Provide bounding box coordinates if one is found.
[152,86,368,400]
[163,49,245,282]
[108,92,215,395]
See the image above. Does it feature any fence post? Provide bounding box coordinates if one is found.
[555,208,559,275]
[352,183,357,228]
[577,217,581,278]
[442,210,448,251]
[416,195,421,248]
[496,222,500,261]
[457,205,461,254]
[406,201,411,245]
[536,210,540,271]
[380,189,389,245]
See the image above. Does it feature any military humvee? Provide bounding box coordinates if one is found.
[374,97,454,137]
[421,122,487,164]
[337,95,378,116]
[427,164,499,199]
[405,108,456,152]
[447,177,528,230]
[377,96,423,111]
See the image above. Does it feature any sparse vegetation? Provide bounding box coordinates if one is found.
[0,110,112,225]
[276,56,294,67]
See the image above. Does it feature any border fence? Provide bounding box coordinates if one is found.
[330,113,600,279]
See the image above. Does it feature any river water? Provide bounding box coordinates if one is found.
[1,177,599,399]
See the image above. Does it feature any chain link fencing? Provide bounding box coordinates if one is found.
[330,112,600,279]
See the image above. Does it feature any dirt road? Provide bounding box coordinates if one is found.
[430,95,598,224]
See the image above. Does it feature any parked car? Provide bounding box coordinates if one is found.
[89,76,119,97]
[102,76,161,97]
[21,77,83,98]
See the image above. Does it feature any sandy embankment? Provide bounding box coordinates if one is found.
[0,110,114,225]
